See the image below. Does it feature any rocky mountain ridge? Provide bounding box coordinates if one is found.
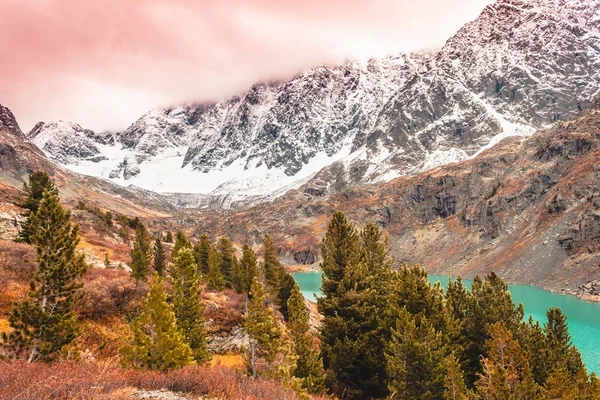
[0,105,22,136]
[2,92,600,297]
[26,0,600,208]
[161,95,600,296]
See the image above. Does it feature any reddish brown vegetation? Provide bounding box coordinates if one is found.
[203,288,246,334]
[77,268,148,321]
[0,360,301,400]
[0,240,36,313]
[0,239,36,282]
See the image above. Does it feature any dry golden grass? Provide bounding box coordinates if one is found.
[0,318,10,334]
[210,353,245,368]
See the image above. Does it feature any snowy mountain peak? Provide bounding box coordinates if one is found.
[26,0,600,208]
[27,121,114,165]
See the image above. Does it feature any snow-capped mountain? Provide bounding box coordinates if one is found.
[28,0,600,208]
[28,121,114,165]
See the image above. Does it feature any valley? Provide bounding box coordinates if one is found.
[1,0,600,398]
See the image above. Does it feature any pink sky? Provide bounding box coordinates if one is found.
[1,0,494,132]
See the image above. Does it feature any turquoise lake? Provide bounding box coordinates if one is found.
[292,272,600,374]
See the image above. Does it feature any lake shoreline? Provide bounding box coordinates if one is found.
[291,271,600,374]
[286,265,600,304]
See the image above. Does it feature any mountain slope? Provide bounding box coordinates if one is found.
[0,105,175,217]
[171,95,600,296]
[27,0,600,208]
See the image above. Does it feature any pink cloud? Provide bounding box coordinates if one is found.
[1,0,493,132]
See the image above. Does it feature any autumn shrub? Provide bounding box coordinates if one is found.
[0,360,303,400]
[0,240,37,314]
[80,318,132,359]
[78,268,148,320]
[0,239,37,282]
[203,288,246,334]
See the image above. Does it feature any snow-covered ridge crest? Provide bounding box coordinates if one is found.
[28,0,600,208]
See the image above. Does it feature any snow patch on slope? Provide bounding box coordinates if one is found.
[421,148,470,172]
[472,95,537,157]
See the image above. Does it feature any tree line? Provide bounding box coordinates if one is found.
[317,211,600,399]
[2,172,325,396]
[2,172,599,399]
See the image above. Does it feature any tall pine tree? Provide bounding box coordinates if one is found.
[120,274,194,371]
[446,273,524,385]
[153,237,166,276]
[318,211,387,399]
[444,354,473,400]
[15,171,57,244]
[386,309,449,400]
[130,222,152,282]
[240,244,258,293]
[541,307,584,384]
[172,231,191,258]
[2,189,87,362]
[170,248,211,364]
[287,281,325,394]
[231,254,245,293]
[277,273,297,321]
[207,245,225,290]
[475,322,540,399]
[217,236,236,287]
[244,277,282,378]
[264,234,285,293]
[194,233,212,275]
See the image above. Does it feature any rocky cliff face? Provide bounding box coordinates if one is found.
[167,96,600,294]
[0,105,22,137]
[26,0,600,207]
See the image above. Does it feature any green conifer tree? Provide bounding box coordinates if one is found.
[244,277,282,378]
[120,274,194,371]
[194,233,212,275]
[153,237,166,276]
[130,222,152,282]
[386,309,449,400]
[171,248,211,364]
[475,322,539,399]
[387,265,453,337]
[287,281,325,394]
[277,273,296,321]
[516,315,547,385]
[240,244,258,293]
[217,236,236,287]
[172,231,191,258]
[318,211,362,309]
[318,211,388,399]
[15,171,57,244]
[165,231,174,243]
[446,273,524,385]
[2,189,87,362]
[231,255,244,293]
[361,223,393,274]
[207,245,225,290]
[264,234,285,292]
[543,364,578,399]
[543,307,584,381]
[444,354,474,400]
